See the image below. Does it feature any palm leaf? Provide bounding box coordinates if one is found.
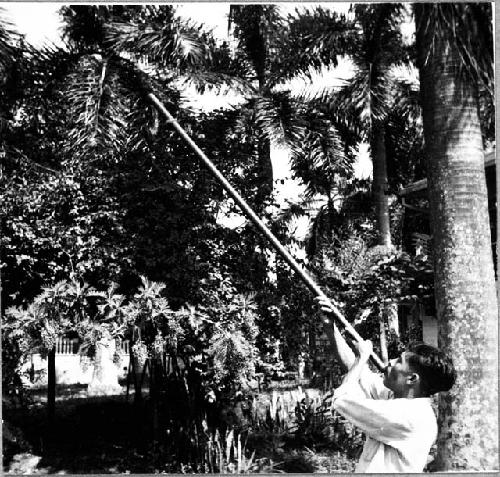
[273,7,356,83]
[389,74,421,126]
[351,3,408,67]
[289,111,353,199]
[0,8,18,72]
[254,90,304,147]
[275,195,326,230]
[178,70,253,97]
[228,5,283,85]
[106,13,209,72]
[415,3,493,96]
[63,54,129,153]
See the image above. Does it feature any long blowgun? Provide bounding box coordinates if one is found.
[148,92,385,372]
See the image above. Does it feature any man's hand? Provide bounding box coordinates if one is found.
[314,295,336,323]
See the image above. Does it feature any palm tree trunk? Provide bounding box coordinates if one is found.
[255,136,273,212]
[255,74,274,213]
[371,122,393,362]
[416,5,498,470]
[378,317,388,365]
[47,347,56,423]
[497,151,499,298]
[371,122,391,247]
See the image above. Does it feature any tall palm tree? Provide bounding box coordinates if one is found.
[225,5,355,213]
[295,5,417,241]
[338,4,409,248]
[58,5,211,155]
[288,5,418,362]
[415,3,497,471]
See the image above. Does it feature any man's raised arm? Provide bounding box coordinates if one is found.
[315,296,355,373]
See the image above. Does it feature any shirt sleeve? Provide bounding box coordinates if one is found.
[332,383,413,447]
[357,368,391,400]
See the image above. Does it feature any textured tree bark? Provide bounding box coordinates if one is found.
[47,347,56,423]
[497,149,500,300]
[416,5,499,470]
[378,318,388,365]
[371,123,392,247]
[255,136,273,212]
[371,123,394,361]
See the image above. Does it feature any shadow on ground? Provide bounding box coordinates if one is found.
[4,389,157,474]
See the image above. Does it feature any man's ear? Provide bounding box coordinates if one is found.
[407,373,420,386]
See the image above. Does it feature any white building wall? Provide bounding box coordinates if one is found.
[22,339,130,387]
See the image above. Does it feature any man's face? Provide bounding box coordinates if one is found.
[383,351,416,395]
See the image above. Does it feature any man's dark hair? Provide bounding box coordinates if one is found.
[406,342,456,395]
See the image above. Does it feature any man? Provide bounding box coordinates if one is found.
[316,296,456,473]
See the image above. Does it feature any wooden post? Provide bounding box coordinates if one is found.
[47,347,56,423]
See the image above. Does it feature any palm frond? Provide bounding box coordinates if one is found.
[276,195,326,225]
[320,68,395,139]
[289,112,353,199]
[254,90,304,147]
[352,3,408,67]
[179,35,257,95]
[288,78,362,147]
[63,54,129,154]
[179,71,253,97]
[0,8,18,72]
[107,12,254,98]
[273,7,356,83]
[119,58,184,153]
[384,77,425,188]
[106,14,210,72]
[415,3,493,96]
[60,5,113,50]
[389,74,421,125]
[229,5,281,76]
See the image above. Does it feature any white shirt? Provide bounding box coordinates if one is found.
[332,370,437,473]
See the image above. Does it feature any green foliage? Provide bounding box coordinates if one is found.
[177,427,256,473]
[311,228,433,352]
[4,280,96,353]
[289,105,355,199]
[294,392,364,458]
[122,276,182,366]
[2,279,100,389]
[282,7,355,80]
[105,6,211,71]
[415,3,493,95]
[1,166,131,309]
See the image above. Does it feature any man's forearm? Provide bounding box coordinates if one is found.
[316,296,356,372]
[322,319,356,372]
[337,341,372,388]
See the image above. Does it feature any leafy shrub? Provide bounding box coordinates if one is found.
[294,392,364,457]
